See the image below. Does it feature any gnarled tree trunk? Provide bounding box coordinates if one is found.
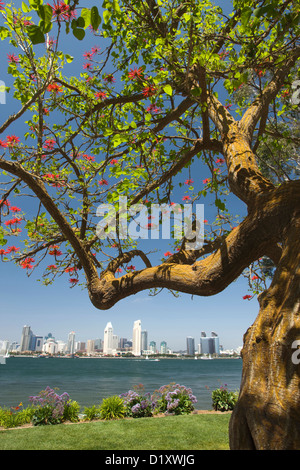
[229,218,300,449]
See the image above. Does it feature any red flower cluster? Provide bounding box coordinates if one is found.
[47,82,63,94]
[99,178,108,185]
[6,135,20,147]
[7,53,19,64]
[95,91,107,100]
[43,138,55,150]
[126,265,135,271]
[142,85,156,98]
[243,295,252,300]
[4,217,22,226]
[184,179,194,185]
[0,1,5,10]
[49,245,62,256]
[49,1,76,21]
[128,67,143,80]
[20,257,35,269]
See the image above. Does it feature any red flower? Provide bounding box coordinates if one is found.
[49,1,76,20]
[142,85,156,98]
[243,295,252,300]
[0,139,7,148]
[83,51,94,60]
[99,178,108,185]
[6,135,20,147]
[91,46,100,54]
[216,158,225,164]
[47,82,63,93]
[6,246,20,253]
[49,245,62,256]
[110,159,118,165]
[104,74,116,83]
[202,178,210,184]
[69,278,79,284]
[184,179,194,185]
[65,266,77,273]
[252,275,258,280]
[146,103,160,114]
[182,195,191,201]
[126,265,135,271]
[43,138,55,150]
[0,2,5,10]
[128,67,143,80]
[95,91,107,100]
[20,258,35,269]
[83,63,92,70]
[7,53,19,63]
[47,264,57,270]
[0,249,6,256]
[164,251,172,257]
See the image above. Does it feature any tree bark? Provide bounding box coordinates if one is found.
[229,217,300,450]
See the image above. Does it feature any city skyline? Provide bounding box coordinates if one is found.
[2,316,240,355]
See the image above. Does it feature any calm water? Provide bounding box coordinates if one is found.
[0,357,242,410]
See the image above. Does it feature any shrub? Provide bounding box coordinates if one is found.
[120,384,153,418]
[0,403,34,429]
[83,404,102,421]
[152,383,197,415]
[211,384,239,411]
[29,386,79,425]
[100,395,126,420]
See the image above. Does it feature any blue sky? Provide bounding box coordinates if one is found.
[0,0,261,351]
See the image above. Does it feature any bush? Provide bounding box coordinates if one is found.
[83,404,102,421]
[0,403,34,429]
[211,384,239,411]
[100,395,126,420]
[120,384,153,418]
[29,386,79,426]
[152,383,197,415]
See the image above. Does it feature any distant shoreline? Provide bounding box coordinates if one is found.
[7,355,242,360]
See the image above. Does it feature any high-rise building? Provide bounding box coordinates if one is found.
[160,341,167,354]
[200,331,220,355]
[132,320,142,356]
[149,340,156,354]
[20,325,33,352]
[103,322,114,355]
[67,331,76,354]
[141,330,148,352]
[186,336,195,355]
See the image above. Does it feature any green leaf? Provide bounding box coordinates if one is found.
[22,2,31,13]
[38,4,53,23]
[81,8,91,28]
[103,9,111,25]
[26,24,45,44]
[91,6,101,30]
[163,84,173,96]
[72,28,85,40]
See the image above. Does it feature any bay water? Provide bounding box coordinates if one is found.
[0,356,242,410]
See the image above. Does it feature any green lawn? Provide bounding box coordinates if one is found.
[0,413,231,450]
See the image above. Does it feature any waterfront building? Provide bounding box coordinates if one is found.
[43,336,58,354]
[67,331,76,354]
[132,320,142,356]
[200,331,220,355]
[20,325,33,352]
[186,336,195,355]
[103,322,114,355]
[160,341,167,354]
[141,330,148,352]
[87,339,95,355]
[149,340,156,354]
[94,338,103,351]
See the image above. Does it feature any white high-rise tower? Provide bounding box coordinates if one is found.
[103,322,114,355]
[132,320,142,356]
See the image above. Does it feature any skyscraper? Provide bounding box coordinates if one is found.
[200,331,220,355]
[103,322,114,355]
[141,330,148,352]
[20,325,33,352]
[132,320,142,356]
[67,331,76,354]
[186,336,195,355]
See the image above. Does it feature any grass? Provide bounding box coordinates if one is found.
[0,413,231,450]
